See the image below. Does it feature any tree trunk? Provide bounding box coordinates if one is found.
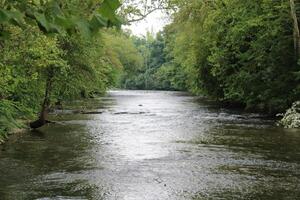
[290,0,300,60]
[29,77,53,129]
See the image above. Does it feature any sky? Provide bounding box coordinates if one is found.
[123,10,170,36]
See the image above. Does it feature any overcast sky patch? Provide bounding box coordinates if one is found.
[123,10,170,36]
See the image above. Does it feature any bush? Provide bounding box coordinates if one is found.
[279,101,300,128]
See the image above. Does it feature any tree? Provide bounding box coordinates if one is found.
[163,0,298,113]
[290,0,300,60]
[0,0,123,131]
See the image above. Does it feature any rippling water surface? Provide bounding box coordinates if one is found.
[1,90,300,200]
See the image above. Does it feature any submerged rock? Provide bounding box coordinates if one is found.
[279,101,300,128]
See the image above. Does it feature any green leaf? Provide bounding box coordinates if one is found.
[90,14,107,32]
[34,12,50,32]
[7,9,24,26]
[98,0,121,24]
[106,0,121,11]
[55,15,74,30]
[75,19,91,38]
[48,23,65,34]
[0,9,24,26]
[0,9,10,23]
[47,1,64,16]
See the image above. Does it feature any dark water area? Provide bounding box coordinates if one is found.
[1,90,300,200]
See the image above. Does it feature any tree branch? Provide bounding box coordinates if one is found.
[122,0,173,24]
[127,7,161,23]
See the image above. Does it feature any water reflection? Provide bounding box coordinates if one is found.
[0,90,300,199]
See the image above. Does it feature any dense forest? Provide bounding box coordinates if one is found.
[1,0,300,142]
[122,1,300,114]
[0,0,129,142]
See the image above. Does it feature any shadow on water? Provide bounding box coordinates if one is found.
[0,121,107,199]
[183,126,300,162]
[30,129,46,138]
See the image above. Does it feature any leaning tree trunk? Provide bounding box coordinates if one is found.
[290,0,300,60]
[30,77,53,129]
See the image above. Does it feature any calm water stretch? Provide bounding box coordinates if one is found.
[1,90,300,200]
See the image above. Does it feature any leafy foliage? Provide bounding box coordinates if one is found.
[0,0,122,39]
[0,0,126,141]
[163,0,299,113]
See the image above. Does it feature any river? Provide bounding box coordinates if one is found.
[0,90,300,200]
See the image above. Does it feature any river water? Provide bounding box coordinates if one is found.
[1,90,300,200]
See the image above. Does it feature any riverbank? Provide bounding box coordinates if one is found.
[0,90,291,146]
